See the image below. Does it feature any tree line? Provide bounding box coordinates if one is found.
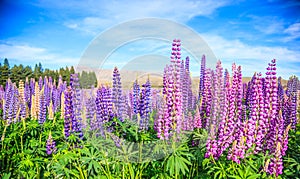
[0,58,97,88]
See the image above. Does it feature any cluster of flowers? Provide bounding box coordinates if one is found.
[200,59,296,176]
[81,67,155,135]
[0,39,299,174]
[129,79,152,131]
[2,76,66,125]
[1,76,68,154]
[63,73,83,140]
[155,39,200,140]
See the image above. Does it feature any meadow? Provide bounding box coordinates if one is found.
[0,39,299,179]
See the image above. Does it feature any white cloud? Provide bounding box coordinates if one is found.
[202,33,300,62]
[283,22,300,41]
[201,33,300,78]
[35,0,232,34]
[0,43,78,66]
[248,15,285,35]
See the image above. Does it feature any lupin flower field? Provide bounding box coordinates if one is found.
[0,39,300,179]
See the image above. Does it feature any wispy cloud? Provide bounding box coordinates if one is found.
[248,15,285,35]
[283,22,300,42]
[201,33,300,78]
[34,0,232,34]
[0,42,78,66]
[202,33,300,62]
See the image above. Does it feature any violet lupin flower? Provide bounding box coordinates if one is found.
[227,120,246,164]
[38,89,47,124]
[132,80,140,115]
[112,67,124,122]
[85,90,96,131]
[70,74,83,139]
[181,60,188,112]
[200,69,213,129]
[0,85,4,110]
[205,135,218,159]
[3,80,14,124]
[95,86,114,134]
[198,55,206,100]
[51,88,59,113]
[187,112,194,131]
[139,79,152,131]
[24,78,31,112]
[193,105,202,129]
[46,132,57,155]
[18,80,26,119]
[170,39,183,135]
[38,76,43,90]
[12,84,20,123]
[156,65,173,140]
[285,76,298,129]
[209,60,225,136]
[253,73,269,153]
[217,64,242,158]
[157,39,184,139]
[64,87,74,138]
[267,142,284,176]
[277,77,284,107]
[138,89,147,130]
[265,59,279,152]
[290,94,297,129]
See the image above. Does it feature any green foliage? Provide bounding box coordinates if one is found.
[0,111,299,178]
[282,123,300,178]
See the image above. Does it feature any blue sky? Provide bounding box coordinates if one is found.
[0,0,299,78]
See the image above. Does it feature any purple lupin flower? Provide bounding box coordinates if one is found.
[38,88,47,124]
[3,80,14,124]
[198,55,206,100]
[0,85,4,110]
[186,59,193,110]
[24,78,31,112]
[18,80,26,119]
[265,59,279,152]
[38,76,43,90]
[277,77,284,107]
[193,105,202,129]
[12,84,20,123]
[181,60,188,112]
[200,69,213,129]
[44,76,51,107]
[253,73,269,153]
[112,67,124,122]
[285,76,298,129]
[95,86,114,134]
[156,65,172,140]
[267,142,283,176]
[51,88,59,113]
[132,80,140,115]
[46,132,57,155]
[70,74,83,139]
[215,71,231,158]
[85,89,96,131]
[156,39,184,139]
[227,120,246,164]
[209,61,225,136]
[205,136,218,159]
[170,39,183,135]
[139,79,152,131]
[30,78,35,96]
[216,64,243,158]
[64,87,74,138]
